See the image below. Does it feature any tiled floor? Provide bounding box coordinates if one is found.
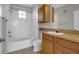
[8,47,42,54]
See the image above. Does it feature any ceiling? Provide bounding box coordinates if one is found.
[11,4,35,9]
[21,4,35,8]
[54,4,67,9]
[13,4,67,9]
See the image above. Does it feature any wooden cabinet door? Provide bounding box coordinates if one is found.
[38,4,51,23]
[54,44,76,54]
[45,5,50,23]
[52,7,54,22]
[42,33,54,54]
[38,5,45,23]
[54,37,78,54]
[42,38,53,54]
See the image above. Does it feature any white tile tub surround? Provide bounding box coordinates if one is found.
[6,5,35,53]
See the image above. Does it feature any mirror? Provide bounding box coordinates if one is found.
[54,4,79,30]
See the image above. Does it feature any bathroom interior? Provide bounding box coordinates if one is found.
[0,4,79,54]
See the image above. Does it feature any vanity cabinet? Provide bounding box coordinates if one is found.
[42,33,79,54]
[38,4,50,23]
[54,37,77,54]
[42,33,54,54]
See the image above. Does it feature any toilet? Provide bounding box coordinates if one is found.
[32,39,42,52]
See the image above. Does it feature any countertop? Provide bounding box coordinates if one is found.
[39,29,79,43]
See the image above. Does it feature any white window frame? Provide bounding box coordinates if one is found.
[19,10,26,19]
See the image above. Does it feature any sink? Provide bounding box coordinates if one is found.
[47,31,64,35]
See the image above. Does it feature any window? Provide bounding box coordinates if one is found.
[19,11,26,19]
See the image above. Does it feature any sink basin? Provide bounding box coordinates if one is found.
[47,31,64,35]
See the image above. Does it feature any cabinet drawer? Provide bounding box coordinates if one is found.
[42,33,53,41]
[55,37,79,53]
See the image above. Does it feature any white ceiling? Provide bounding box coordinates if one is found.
[54,4,67,9]
[14,4,67,9]
[20,4,35,8]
